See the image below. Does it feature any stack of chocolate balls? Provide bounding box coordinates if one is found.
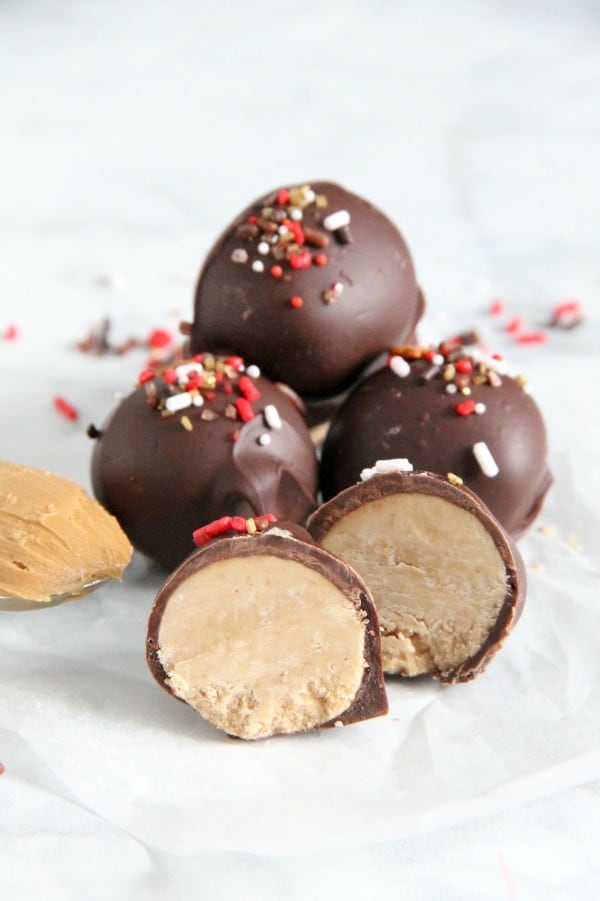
[90,181,552,740]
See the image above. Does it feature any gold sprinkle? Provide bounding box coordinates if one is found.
[516,374,529,387]
[447,472,463,485]
[315,194,328,208]
[460,386,472,395]
[202,373,217,389]
[180,415,193,431]
[539,524,557,538]
[246,517,257,534]
[389,345,426,360]
[203,354,215,371]
[443,364,456,381]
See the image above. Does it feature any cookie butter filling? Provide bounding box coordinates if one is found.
[156,554,368,740]
[0,461,132,603]
[315,493,509,677]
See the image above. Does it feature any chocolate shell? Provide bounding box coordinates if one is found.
[189,181,424,403]
[146,523,388,739]
[319,341,552,537]
[90,355,318,570]
[308,470,526,682]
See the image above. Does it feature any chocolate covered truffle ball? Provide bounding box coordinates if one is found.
[146,520,388,739]
[319,339,552,537]
[308,469,526,681]
[90,354,318,570]
[188,181,424,405]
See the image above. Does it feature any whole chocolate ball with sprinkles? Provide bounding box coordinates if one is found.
[90,354,319,569]
[319,337,552,537]
[187,181,424,411]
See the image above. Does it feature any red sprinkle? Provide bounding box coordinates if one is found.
[489,299,505,316]
[238,375,261,402]
[247,215,258,225]
[270,264,283,279]
[185,374,202,391]
[53,396,79,421]
[516,330,547,345]
[236,397,255,422]
[289,251,312,270]
[148,328,172,349]
[506,316,522,335]
[455,358,473,374]
[229,429,241,442]
[3,324,18,340]
[455,399,476,417]
[283,219,305,245]
[162,368,178,384]
[277,189,290,206]
[138,368,155,385]
[225,356,245,371]
[290,295,304,309]
[314,253,328,266]
[553,300,581,318]
[0,762,5,775]
[423,349,436,362]
[193,516,234,547]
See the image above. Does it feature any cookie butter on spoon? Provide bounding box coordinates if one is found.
[308,465,526,682]
[0,461,132,606]
[146,517,387,740]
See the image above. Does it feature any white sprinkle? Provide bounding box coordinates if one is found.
[289,208,303,221]
[473,441,499,478]
[474,402,487,414]
[258,433,271,446]
[522,381,533,394]
[245,364,261,378]
[432,353,444,366]
[360,458,414,480]
[257,241,270,255]
[165,392,192,413]
[389,355,411,378]
[485,356,508,375]
[192,395,204,407]
[305,189,316,203]
[175,362,203,381]
[323,209,351,231]
[263,404,282,430]
[278,224,289,235]
[251,260,264,273]
[231,248,248,264]
[446,383,458,394]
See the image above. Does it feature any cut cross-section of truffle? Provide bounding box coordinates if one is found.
[146,523,387,739]
[308,471,526,682]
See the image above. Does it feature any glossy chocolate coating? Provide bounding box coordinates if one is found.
[190,181,423,400]
[146,525,388,736]
[308,471,526,682]
[320,346,552,537]
[90,356,318,570]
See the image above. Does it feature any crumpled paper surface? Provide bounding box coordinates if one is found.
[1,411,598,857]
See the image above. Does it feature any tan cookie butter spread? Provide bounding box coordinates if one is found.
[0,461,132,603]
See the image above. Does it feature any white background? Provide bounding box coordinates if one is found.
[1,1,599,898]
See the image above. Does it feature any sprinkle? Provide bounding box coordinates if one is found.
[432,353,444,366]
[447,472,464,486]
[165,392,192,413]
[231,248,249,264]
[322,282,344,304]
[323,209,351,231]
[200,409,219,421]
[276,189,290,205]
[389,355,411,378]
[257,241,270,255]
[3,323,18,340]
[148,328,172,349]
[455,399,476,416]
[246,517,257,534]
[236,397,255,422]
[137,368,155,385]
[175,362,203,381]
[455,358,473,374]
[474,402,487,414]
[487,370,502,388]
[0,762,4,775]
[361,459,413,480]
[290,295,304,309]
[192,395,204,407]
[303,227,329,249]
[245,364,261,379]
[263,404,282,429]
[551,300,583,329]
[251,260,265,273]
[238,375,261,402]
[516,330,547,345]
[53,396,78,421]
[271,264,283,278]
[506,316,522,336]
[489,299,505,316]
[314,252,328,266]
[289,251,312,270]
[258,433,271,446]
[473,441,499,477]
[446,383,458,394]
[180,415,193,431]
[193,516,235,547]
[289,207,303,221]
[225,355,245,371]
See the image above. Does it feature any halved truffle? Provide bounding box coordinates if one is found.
[308,471,526,682]
[146,522,387,739]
